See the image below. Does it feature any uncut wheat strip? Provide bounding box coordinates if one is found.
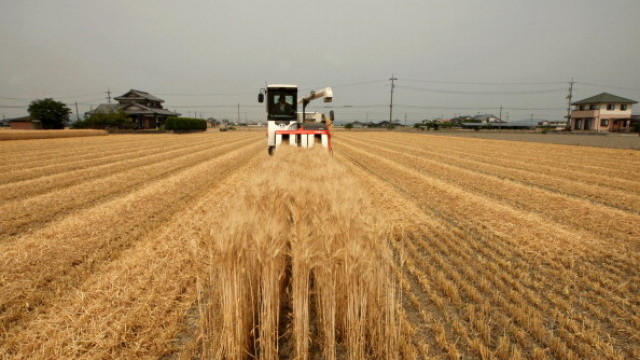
[0,141,262,336]
[338,144,636,358]
[364,131,640,172]
[196,146,403,360]
[343,134,640,210]
[344,132,640,183]
[0,134,254,202]
[343,137,640,243]
[0,133,186,169]
[337,152,620,360]
[0,132,250,184]
[0,135,259,237]
[0,148,264,360]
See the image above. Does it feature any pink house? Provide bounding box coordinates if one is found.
[570,93,637,132]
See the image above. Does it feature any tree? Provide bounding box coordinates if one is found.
[28,98,71,129]
[344,123,353,130]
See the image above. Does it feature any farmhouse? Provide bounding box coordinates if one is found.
[570,92,637,132]
[86,89,180,129]
[6,116,42,130]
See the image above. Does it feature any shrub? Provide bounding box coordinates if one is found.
[73,112,135,130]
[165,117,207,131]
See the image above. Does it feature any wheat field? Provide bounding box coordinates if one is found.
[0,130,638,359]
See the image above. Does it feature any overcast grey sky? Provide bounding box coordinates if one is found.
[2,0,639,123]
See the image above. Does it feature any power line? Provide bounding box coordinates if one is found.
[397,85,565,95]
[402,78,567,86]
[575,81,640,91]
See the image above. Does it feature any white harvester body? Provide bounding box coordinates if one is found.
[259,84,333,155]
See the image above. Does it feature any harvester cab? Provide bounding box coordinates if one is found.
[259,84,334,155]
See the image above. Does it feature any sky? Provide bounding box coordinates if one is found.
[1,0,640,124]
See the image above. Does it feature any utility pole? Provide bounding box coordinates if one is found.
[389,74,397,123]
[499,105,503,121]
[565,78,574,130]
[237,103,240,123]
[75,102,80,122]
[106,89,112,104]
[404,113,407,126]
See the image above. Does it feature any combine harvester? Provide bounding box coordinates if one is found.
[258,84,334,155]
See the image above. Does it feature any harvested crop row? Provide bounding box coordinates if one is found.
[336,151,542,358]
[0,145,265,359]
[0,135,259,237]
[0,133,188,168]
[339,136,640,241]
[344,132,640,190]
[0,139,262,337]
[352,132,640,182]
[0,134,255,202]
[0,129,108,141]
[405,133,640,172]
[336,137,640,295]
[343,133,640,211]
[335,138,640,358]
[0,132,253,183]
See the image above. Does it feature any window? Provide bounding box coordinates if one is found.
[578,105,584,110]
[589,104,598,110]
[267,91,297,120]
[621,104,628,111]
[601,119,609,127]
[606,104,615,110]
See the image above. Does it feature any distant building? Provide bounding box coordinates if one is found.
[570,92,637,132]
[6,116,42,130]
[472,114,505,123]
[85,89,180,129]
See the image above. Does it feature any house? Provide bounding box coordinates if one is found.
[6,116,42,130]
[85,89,180,129]
[570,93,637,132]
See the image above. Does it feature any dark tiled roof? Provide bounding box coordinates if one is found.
[572,92,637,105]
[114,89,164,102]
[7,116,40,123]
[86,102,179,117]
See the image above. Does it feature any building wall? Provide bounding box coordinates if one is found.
[571,103,634,132]
[10,121,38,130]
